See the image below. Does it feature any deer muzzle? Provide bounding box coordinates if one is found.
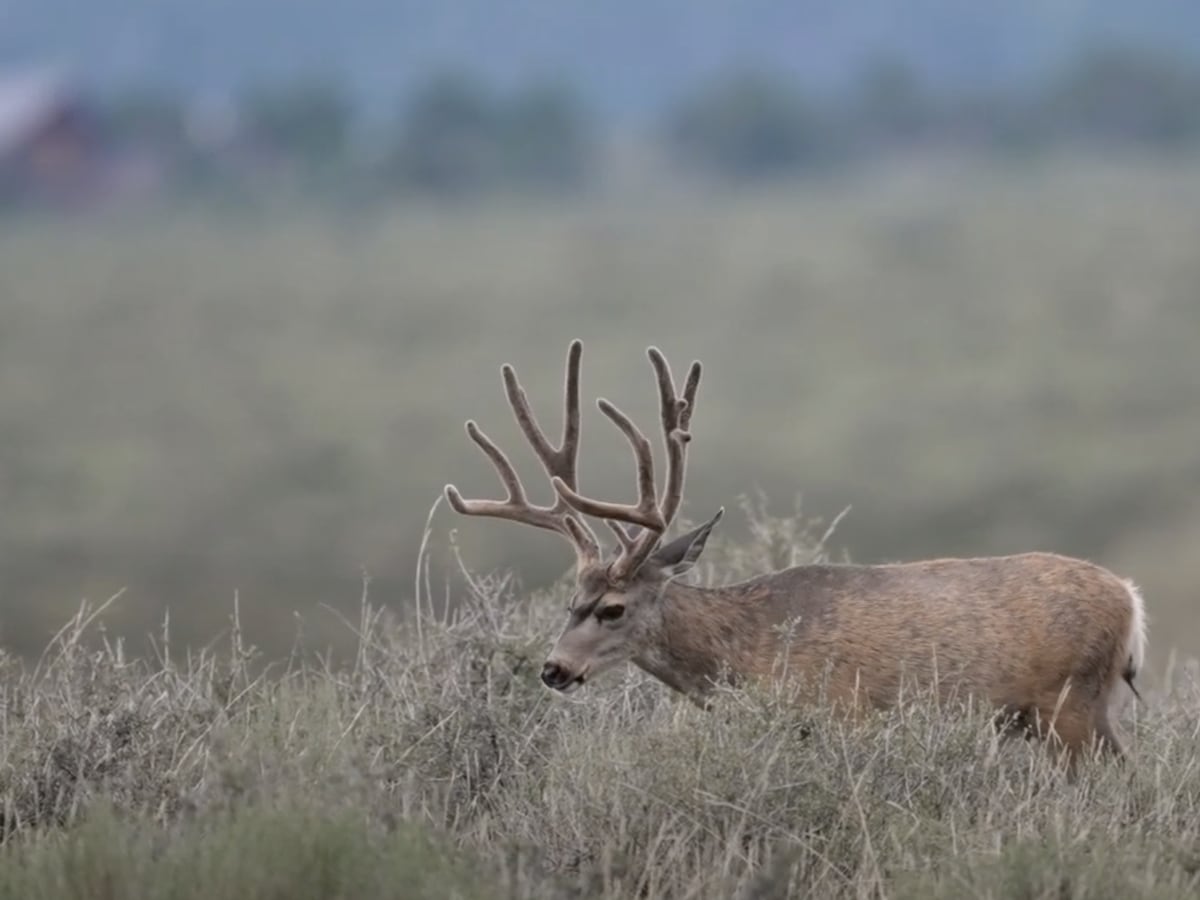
[541,660,584,692]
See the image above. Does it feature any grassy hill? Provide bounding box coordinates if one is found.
[0,157,1198,665]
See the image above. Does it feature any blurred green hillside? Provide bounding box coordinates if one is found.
[0,157,1197,665]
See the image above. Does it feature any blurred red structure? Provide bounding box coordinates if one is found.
[0,70,108,207]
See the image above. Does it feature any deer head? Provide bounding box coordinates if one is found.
[444,340,722,692]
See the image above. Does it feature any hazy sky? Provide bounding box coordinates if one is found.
[1,1,1197,116]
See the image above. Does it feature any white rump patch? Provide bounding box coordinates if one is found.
[1123,578,1148,676]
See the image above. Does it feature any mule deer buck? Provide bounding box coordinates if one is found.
[445,340,1147,760]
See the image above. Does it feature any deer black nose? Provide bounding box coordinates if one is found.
[541,661,575,690]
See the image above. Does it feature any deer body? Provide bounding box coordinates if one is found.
[446,340,1147,760]
[627,554,1145,750]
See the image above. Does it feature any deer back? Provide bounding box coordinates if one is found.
[648,552,1139,713]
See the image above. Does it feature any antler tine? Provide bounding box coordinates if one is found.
[652,351,702,526]
[679,359,702,432]
[563,514,598,552]
[605,520,638,552]
[465,420,525,504]
[551,398,664,531]
[443,421,554,528]
[560,339,583,481]
[604,350,702,579]
[501,339,583,490]
[445,342,601,564]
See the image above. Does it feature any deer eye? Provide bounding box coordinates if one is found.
[596,604,626,622]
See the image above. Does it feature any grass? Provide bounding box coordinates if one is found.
[0,807,492,900]
[0,509,1196,899]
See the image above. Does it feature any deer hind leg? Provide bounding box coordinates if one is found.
[1079,667,1131,761]
[1030,698,1096,767]
[1093,672,1130,759]
[1092,707,1126,758]
[1031,695,1127,770]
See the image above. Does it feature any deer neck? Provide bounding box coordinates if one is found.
[631,581,755,700]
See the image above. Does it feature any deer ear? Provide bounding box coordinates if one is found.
[650,508,724,578]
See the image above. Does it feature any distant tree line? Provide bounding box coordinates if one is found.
[98,45,1200,199]
[666,48,1200,179]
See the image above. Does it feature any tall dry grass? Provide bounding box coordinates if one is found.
[0,507,1194,898]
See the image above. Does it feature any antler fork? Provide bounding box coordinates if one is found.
[444,340,601,565]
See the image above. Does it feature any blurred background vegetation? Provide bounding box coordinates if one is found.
[0,2,1197,669]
